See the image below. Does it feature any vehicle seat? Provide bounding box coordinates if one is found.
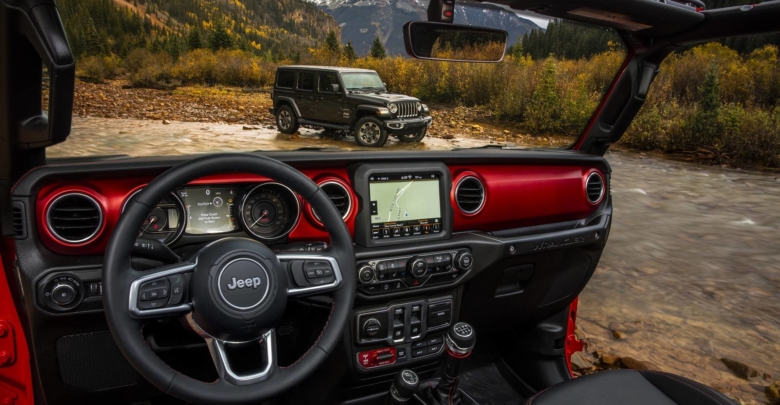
[525,370,737,405]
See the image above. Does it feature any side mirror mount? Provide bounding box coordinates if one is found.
[403,21,508,63]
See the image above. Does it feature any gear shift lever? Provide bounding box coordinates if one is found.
[386,369,420,404]
[422,322,476,405]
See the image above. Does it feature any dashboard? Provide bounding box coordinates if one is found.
[10,150,612,405]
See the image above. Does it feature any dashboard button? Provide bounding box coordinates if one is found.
[363,318,382,337]
[358,265,375,284]
[362,285,380,294]
[392,227,401,237]
[412,348,427,358]
[428,336,443,346]
[376,261,388,272]
[410,324,421,336]
[372,229,380,239]
[52,283,76,305]
[412,225,421,234]
[396,348,407,359]
[403,226,411,235]
[428,344,442,354]
[412,341,427,349]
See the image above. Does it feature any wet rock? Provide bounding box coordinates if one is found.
[620,357,650,371]
[766,381,780,404]
[721,358,761,380]
[610,329,627,340]
[442,134,455,140]
[571,351,595,371]
[162,119,171,125]
[601,354,620,366]
[243,125,260,130]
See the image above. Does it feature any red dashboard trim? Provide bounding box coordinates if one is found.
[35,166,603,256]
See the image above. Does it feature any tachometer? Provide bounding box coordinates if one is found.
[240,183,300,240]
[122,190,186,245]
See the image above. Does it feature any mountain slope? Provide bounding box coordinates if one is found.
[59,0,340,58]
[313,0,539,56]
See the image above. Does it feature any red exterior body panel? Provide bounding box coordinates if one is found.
[36,165,603,255]
[564,297,585,377]
[0,239,34,405]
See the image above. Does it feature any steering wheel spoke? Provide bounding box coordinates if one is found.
[128,261,195,318]
[188,312,277,386]
[279,253,344,297]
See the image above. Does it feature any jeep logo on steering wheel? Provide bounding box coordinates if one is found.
[226,277,263,290]
[216,258,271,310]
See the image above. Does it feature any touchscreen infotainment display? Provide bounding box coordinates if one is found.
[178,187,237,234]
[369,173,442,239]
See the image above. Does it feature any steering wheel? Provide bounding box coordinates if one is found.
[103,153,356,404]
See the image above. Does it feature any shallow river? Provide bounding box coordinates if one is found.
[49,118,780,404]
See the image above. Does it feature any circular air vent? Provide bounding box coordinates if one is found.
[455,176,485,214]
[47,192,103,244]
[586,172,605,204]
[313,181,352,222]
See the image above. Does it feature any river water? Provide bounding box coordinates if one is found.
[49,118,780,404]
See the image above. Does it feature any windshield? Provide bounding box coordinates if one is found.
[342,73,385,90]
[49,1,628,157]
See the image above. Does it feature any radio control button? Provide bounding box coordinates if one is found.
[408,256,427,278]
[358,265,375,284]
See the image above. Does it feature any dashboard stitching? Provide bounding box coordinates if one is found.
[280,296,335,369]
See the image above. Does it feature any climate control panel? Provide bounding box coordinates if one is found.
[357,249,473,295]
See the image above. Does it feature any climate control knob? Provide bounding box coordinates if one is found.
[408,256,428,278]
[455,251,473,271]
[358,265,375,284]
[51,281,77,305]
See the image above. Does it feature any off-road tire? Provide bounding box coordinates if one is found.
[275,105,299,134]
[397,127,427,142]
[354,116,388,147]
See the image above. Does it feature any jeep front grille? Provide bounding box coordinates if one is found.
[397,102,418,118]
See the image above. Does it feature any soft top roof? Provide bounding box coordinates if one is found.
[278,65,376,73]
[479,0,780,46]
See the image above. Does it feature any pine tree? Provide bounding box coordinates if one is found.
[343,41,358,62]
[699,63,721,114]
[187,26,203,50]
[325,30,341,53]
[292,51,301,64]
[208,19,233,51]
[370,36,386,59]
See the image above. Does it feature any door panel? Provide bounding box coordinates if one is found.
[295,72,317,117]
[315,72,348,124]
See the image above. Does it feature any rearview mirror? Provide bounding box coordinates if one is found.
[403,21,508,63]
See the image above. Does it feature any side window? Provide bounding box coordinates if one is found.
[276,71,294,88]
[298,72,314,91]
[319,73,339,93]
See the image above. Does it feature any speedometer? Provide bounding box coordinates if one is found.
[240,183,300,240]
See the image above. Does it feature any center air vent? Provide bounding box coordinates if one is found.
[586,172,605,204]
[455,176,485,214]
[47,193,103,244]
[313,182,351,221]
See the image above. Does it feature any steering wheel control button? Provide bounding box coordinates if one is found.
[138,278,171,308]
[358,265,375,284]
[217,258,271,310]
[167,274,186,305]
[51,282,76,305]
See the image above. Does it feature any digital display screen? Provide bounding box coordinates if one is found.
[369,173,442,239]
[178,187,237,235]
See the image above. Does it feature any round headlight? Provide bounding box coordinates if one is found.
[388,103,398,114]
[416,102,422,111]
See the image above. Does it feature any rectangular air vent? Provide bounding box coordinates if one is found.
[12,201,27,240]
